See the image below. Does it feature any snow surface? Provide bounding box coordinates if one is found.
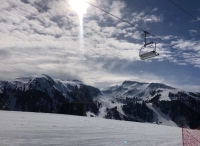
[0,111,182,146]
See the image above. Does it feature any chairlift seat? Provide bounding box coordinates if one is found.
[140,50,159,60]
[139,41,159,60]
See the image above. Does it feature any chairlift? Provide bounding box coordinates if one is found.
[139,31,159,60]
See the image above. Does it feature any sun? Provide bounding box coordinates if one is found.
[69,0,89,17]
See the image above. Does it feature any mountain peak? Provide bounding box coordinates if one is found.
[122,80,147,85]
[40,74,55,84]
[72,79,82,84]
[148,83,175,90]
[15,74,55,84]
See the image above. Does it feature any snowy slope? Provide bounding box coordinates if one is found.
[0,110,182,146]
[96,94,125,118]
[146,103,177,127]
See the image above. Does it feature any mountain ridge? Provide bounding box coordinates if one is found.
[1,74,200,128]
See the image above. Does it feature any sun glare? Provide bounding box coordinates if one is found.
[69,0,89,59]
[69,0,89,17]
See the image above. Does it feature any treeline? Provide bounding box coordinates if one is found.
[58,102,86,116]
[0,88,65,112]
[104,106,139,122]
[122,101,154,122]
[58,102,100,116]
[0,87,101,117]
[154,100,200,129]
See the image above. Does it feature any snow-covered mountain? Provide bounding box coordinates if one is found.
[0,74,101,113]
[102,80,199,101]
[1,75,200,128]
[101,80,200,128]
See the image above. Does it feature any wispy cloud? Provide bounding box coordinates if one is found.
[0,0,199,91]
[151,8,158,13]
[143,15,163,23]
[189,29,199,36]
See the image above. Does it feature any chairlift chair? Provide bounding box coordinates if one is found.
[139,31,159,60]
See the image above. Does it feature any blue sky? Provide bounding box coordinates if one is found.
[0,0,200,91]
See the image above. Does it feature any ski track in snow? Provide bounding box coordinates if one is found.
[0,111,182,146]
[146,103,177,127]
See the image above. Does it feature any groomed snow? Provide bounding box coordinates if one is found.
[0,111,182,146]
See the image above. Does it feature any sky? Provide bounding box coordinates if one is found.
[0,0,200,91]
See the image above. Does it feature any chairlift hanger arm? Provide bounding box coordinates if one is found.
[144,31,149,45]
[143,31,154,47]
[145,42,154,47]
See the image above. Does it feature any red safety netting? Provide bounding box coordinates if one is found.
[182,127,200,146]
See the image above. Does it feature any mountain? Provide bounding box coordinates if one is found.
[1,75,200,128]
[102,80,200,107]
[101,80,200,128]
[0,74,101,114]
[102,80,176,101]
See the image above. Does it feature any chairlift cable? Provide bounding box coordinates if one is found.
[168,0,200,23]
[85,1,200,59]
[85,1,169,45]
[85,1,143,31]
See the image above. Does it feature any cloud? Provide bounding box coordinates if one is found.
[130,11,163,24]
[156,35,178,41]
[151,8,158,12]
[143,15,163,23]
[189,30,198,33]
[116,22,130,28]
[169,22,174,26]
[0,0,200,91]
[0,49,10,59]
[109,0,126,20]
[168,39,200,67]
[171,39,200,51]
[189,29,199,36]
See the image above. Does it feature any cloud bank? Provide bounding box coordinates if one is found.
[0,0,200,91]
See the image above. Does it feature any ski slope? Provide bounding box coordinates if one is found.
[0,111,182,146]
[146,103,177,127]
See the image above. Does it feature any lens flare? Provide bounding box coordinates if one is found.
[69,0,88,17]
[69,0,89,58]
